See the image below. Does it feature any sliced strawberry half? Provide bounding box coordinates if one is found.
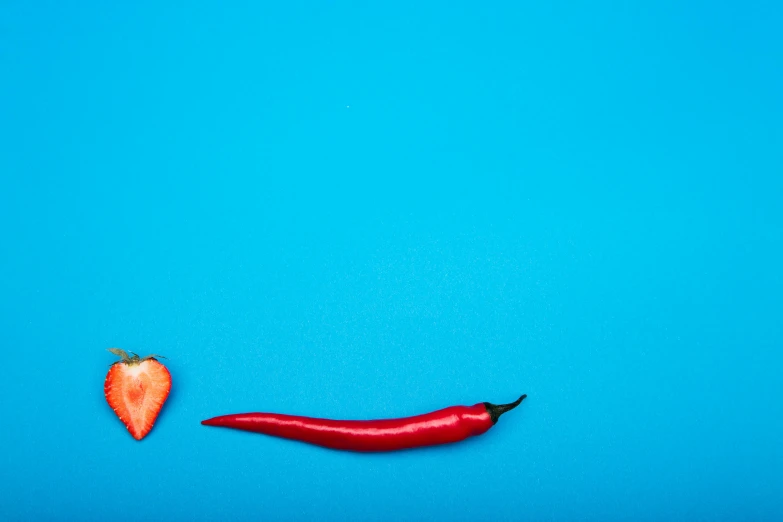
[104,348,171,440]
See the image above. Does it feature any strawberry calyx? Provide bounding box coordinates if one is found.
[107,347,167,366]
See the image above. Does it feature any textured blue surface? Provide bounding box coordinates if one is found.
[1,2,782,520]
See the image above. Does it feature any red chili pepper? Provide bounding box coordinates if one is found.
[201,394,526,452]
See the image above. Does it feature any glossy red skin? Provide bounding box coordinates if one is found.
[201,404,494,452]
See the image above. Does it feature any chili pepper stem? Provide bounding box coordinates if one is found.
[484,394,527,424]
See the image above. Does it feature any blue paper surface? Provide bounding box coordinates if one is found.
[1,2,781,520]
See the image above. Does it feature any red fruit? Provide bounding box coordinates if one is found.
[104,348,171,440]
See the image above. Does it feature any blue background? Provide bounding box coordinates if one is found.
[1,1,781,520]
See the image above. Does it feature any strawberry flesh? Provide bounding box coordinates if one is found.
[105,358,171,440]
